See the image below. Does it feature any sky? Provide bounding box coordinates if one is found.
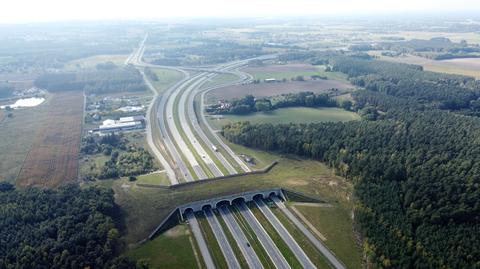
[1,0,480,24]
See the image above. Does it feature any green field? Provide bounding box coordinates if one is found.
[208,107,360,129]
[151,68,184,93]
[249,66,349,83]
[64,54,128,70]
[136,172,170,185]
[126,224,199,269]
[293,205,363,269]
[202,73,239,89]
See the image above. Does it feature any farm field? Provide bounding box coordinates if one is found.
[17,91,84,188]
[244,63,349,82]
[64,54,129,70]
[208,107,360,129]
[0,97,51,182]
[207,80,354,102]
[370,52,480,78]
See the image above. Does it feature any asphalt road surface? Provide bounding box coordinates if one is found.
[218,205,264,269]
[186,211,216,269]
[236,201,291,269]
[255,198,316,268]
[204,207,241,269]
[271,196,346,269]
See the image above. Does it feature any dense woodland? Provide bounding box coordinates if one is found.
[207,91,341,115]
[34,67,147,94]
[0,184,144,269]
[223,56,480,268]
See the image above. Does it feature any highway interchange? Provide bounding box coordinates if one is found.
[128,36,346,269]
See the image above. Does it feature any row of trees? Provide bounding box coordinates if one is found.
[223,55,480,268]
[206,91,343,115]
[0,184,145,269]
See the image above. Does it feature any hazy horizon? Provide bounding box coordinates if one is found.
[2,0,480,24]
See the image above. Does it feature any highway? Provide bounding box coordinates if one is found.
[185,210,216,269]
[177,75,224,177]
[271,196,346,269]
[236,201,291,269]
[141,69,177,183]
[218,205,264,269]
[254,197,316,269]
[132,34,270,180]
[203,207,241,269]
[165,74,208,179]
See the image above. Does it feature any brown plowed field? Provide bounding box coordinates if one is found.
[17,92,84,187]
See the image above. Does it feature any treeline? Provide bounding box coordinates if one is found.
[0,184,145,269]
[34,66,147,94]
[330,56,480,111]
[207,91,343,115]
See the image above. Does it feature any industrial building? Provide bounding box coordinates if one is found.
[91,115,145,133]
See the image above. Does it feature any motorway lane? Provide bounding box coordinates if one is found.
[188,78,238,175]
[156,75,196,181]
[218,205,264,269]
[186,211,216,269]
[254,198,316,269]
[177,75,224,177]
[165,74,208,179]
[236,201,291,269]
[204,208,241,269]
[141,70,177,183]
[271,196,346,269]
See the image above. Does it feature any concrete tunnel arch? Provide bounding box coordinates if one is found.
[231,197,246,205]
[216,200,231,208]
[253,193,265,201]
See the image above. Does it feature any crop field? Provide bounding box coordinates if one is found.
[244,63,337,81]
[64,54,128,70]
[0,97,51,182]
[207,80,353,102]
[17,92,84,187]
[370,52,480,78]
[208,107,360,129]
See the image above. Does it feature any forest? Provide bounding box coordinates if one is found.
[34,66,147,94]
[222,55,480,268]
[0,184,144,269]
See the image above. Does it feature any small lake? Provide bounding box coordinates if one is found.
[0,97,45,109]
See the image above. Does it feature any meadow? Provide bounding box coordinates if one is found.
[207,107,360,130]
